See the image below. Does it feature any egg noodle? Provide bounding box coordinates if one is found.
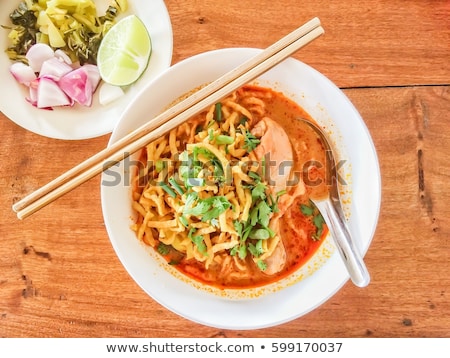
[131,85,288,277]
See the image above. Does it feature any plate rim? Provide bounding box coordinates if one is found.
[0,0,174,140]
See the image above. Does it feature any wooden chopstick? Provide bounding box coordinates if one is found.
[13,18,324,220]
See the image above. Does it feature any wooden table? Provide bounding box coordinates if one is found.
[1,0,449,338]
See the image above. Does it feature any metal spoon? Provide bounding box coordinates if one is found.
[299,118,370,287]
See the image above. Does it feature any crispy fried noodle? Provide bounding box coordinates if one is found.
[131,85,328,289]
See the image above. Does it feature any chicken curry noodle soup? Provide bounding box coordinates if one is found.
[130,84,331,291]
[102,48,380,327]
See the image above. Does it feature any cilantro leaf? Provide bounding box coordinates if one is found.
[201,196,231,222]
[251,182,267,200]
[188,228,208,256]
[230,243,247,259]
[210,218,219,228]
[184,200,210,216]
[183,195,231,223]
[234,220,243,237]
[178,215,189,228]
[257,260,267,271]
[313,212,325,229]
[183,192,198,211]
[179,150,205,188]
[300,203,314,216]
[237,244,247,260]
[157,243,171,255]
[248,243,258,257]
[243,129,260,153]
[248,240,264,257]
[299,200,327,241]
[312,212,325,241]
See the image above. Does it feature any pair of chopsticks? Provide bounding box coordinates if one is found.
[13,17,324,220]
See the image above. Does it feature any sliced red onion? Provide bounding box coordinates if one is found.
[14,45,104,109]
[26,79,39,106]
[9,62,36,85]
[39,57,73,79]
[54,49,72,65]
[81,64,101,91]
[58,67,93,106]
[36,76,72,108]
[26,43,55,72]
[98,82,125,105]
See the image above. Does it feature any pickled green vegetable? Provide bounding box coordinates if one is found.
[3,0,128,65]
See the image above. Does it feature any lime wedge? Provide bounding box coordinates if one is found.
[97,15,152,86]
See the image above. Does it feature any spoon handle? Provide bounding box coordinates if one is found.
[314,198,371,287]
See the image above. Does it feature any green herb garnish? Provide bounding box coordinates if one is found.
[158,181,176,198]
[257,260,267,271]
[178,215,189,228]
[249,200,271,227]
[300,203,314,216]
[183,194,231,223]
[215,134,234,145]
[243,129,261,153]
[157,243,171,256]
[251,182,267,200]
[168,177,185,196]
[214,102,222,122]
[188,228,208,256]
[4,0,125,65]
[300,200,326,241]
[208,129,214,141]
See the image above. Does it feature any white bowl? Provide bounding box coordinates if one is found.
[101,48,381,329]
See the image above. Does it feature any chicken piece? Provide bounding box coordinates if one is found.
[264,240,286,275]
[250,117,299,275]
[251,117,294,196]
[262,216,287,275]
[251,117,306,212]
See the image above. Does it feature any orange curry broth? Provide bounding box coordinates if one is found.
[135,84,329,289]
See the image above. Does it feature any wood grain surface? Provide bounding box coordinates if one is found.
[0,0,449,337]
